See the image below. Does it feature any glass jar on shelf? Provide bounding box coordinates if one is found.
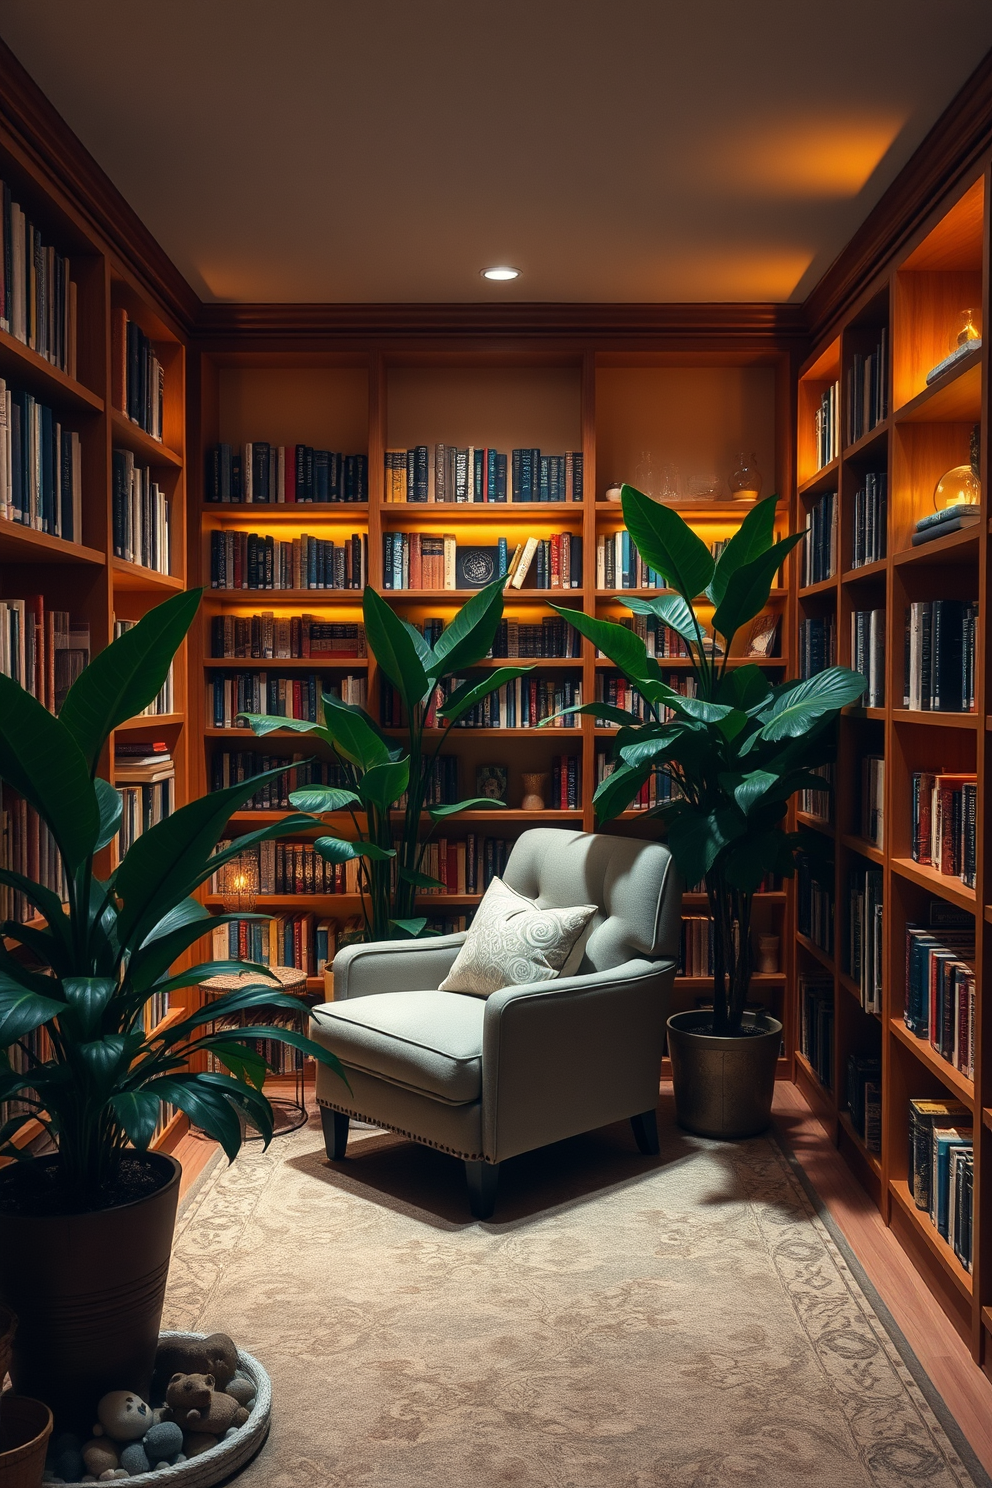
[729,452,762,501]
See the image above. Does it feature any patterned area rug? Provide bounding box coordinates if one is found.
[164,1103,987,1488]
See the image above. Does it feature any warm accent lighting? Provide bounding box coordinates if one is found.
[221,854,258,914]
[481,266,520,281]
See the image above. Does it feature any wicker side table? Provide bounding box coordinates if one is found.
[200,967,310,1137]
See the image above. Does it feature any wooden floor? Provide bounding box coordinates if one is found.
[170,1080,992,1477]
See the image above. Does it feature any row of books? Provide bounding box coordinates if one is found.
[851,608,884,707]
[798,616,836,680]
[911,771,977,888]
[0,382,83,539]
[0,181,77,375]
[799,975,833,1088]
[210,615,367,660]
[679,916,717,977]
[206,444,368,504]
[209,531,368,591]
[909,1098,973,1271]
[381,532,583,591]
[904,600,977,713]
[597,671,698,726]
[491,617,581,658]
[0,599,88,714]
[801,488,837,587]
[846,1055,881,1152]
[115,746,175,857]
[847,867,882,1013]
[209,672,367,729]
[207,1028,303,1078]
[382,675,582,730]
[617,614,689,659]
[596,750,680,810]
[0,795,67,924]
[862,755,883,846]
[596,531,668,591]
[911,502,980,547]
[797,853,833,954]
[384,445,583,503]
[814,380,841,471]
[799,762,834,823]
[846,332,888,446]
[111,309,164,441]
[851,471,887,568]
[904,904,975,1079]
[211,914,353,977]
[113,620,174,714]
[112,450,170,574]
[211,840,360,897]
[209,753,350,808]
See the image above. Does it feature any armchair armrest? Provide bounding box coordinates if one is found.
[481,957,677,1163]
[330,932,468,1000]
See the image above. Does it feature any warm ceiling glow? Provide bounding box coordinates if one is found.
[646,248,815,301]
[713,116,906,197]
[481,266,520,281]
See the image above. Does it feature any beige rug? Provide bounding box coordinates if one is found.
[164,1102,987,1488]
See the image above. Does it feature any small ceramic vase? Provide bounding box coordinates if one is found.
[757,933,780,974]
[521,773,549,811]
[604,482,623,503]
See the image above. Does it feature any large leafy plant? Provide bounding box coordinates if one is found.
[243,579,531,942]
[0,589,345,1205]
[544,485,865,1037]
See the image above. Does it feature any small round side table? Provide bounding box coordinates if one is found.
[200,966,310,1137]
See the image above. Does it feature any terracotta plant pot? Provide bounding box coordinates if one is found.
[0,1395,53,1488]
[0,1153,181,1430]
[667,1009,783,1139]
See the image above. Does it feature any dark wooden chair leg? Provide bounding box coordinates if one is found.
[630,1108,660,1155]
[320,1106,350,1160]
[465,1160,500,1219]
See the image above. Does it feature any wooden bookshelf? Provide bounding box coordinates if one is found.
[0,114,191,1157]
[792,167,989,1353]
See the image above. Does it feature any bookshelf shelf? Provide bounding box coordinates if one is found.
[841,834,884,866]
[889,1018,974,1107]
[206,656,369,670]
[842,558,888,583]
[891,526,980,566]
[0,324,104,415]
[208,589,361,603]
[844,421,889,460]
[889,1179,973,1300]
[796,933,834,974]
[117,712,185,729]
[799,575,838,599]
[674,974,785,988]
[796,811,832,835]
[798,458,839,496]
[147,1006,185,1041]
[838,969,877,1011]
[889,856,976,911]
[595,499,758,516]
[893,345,982,424]
[110,408,183,468]
[890,708,979,729]
[205,503,369,522]
[0,519,106,566]
[112,558,185,592]
[838,1110,882,1177]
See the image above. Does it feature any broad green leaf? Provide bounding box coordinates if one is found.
[666,806,745,885]
[59,589,201,769]
[390,917,431,938]
[728,665,774,712]
[430,577,507,675]
[546,604,655,684]
[143,1074,252,1160]
[401,618,436,671]
[206,1038,270,1089]
[711,534,803,641]
[197,1028,347,1083]
[758,667,867,742]
[199,815,318,891]
[94,778,123,852]
[152,984,327,1043]
[427,797,509,819]
[675,696,737,724]
[61,976,116,1039]
[537,701,640,728]
[139,960,278,1003]
[364,586,430,708]
[0,869,71,947]
[240,712,325,739]
[0,977,66,1044]
[321,691,391,770]
[619,731,681,768]
[723,770,779,816]
[110,1091,161,1150]
[621,484,715,600]
[0,675,99,870]
[359,759,410,810]
[288,786,361,815]
[706,494,780,606]
[78,1033,138,1092]
[593,761,652,822]
[314,837,395,864]
[623,593,698,644]
[397,867,446,889]
[436,667,533,725]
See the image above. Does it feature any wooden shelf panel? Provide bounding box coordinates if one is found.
[889,1179,972,1300]
[0,518,105,566]
[838,1109,882,1176]
[890,856,976,911]
[796,933,835,974]
[113,557,185,592]
[892,526,979,566]
[386,502,584,520]
[798,458,839,495]
[147,1006,185,1040]
[595,499,758,516]
[842,558,887,583]
[111,408,183,467]
[226,808,583,825]
[204,503,368,521]
[798,575,838,598]
[0,325,104,415]
[841,833,883,865]
[888,1017,975,1108]
[205,656,370,668]
[842,420,889,460]
[891,708,978,729]
[894,346,982,424]
[116,711,185,729]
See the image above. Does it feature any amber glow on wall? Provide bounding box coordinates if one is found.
[713,116,906,197]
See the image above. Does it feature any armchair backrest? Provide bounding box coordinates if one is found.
[502,828,682,974]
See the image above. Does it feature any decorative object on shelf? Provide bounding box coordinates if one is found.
[477,764,508,802]
[243,580,530,942]
[757,934,780,974]
[521,773,549,811]
[728,452,762,501]
[633,450,655,497]
[925,308,982,385]
[604,481,624,504]
[544,484,865,1138]
[657,462,682,503]
[745,613,779,657]
[686,475,721,500]
[219,853,259,914]
[455,545,501,588]
[931,462,981,512]
[0,590,345,1430]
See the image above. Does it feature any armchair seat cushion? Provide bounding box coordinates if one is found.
[310,991,485,1105]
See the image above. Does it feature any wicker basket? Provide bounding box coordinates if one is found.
[0,1393,53,1488]
[0,1306,16,1387]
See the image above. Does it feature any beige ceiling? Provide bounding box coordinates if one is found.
[3,1,991,304]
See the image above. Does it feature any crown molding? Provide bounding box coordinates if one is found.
[0,39,200,332]
[805,46,992,343]
[194,299,806,345]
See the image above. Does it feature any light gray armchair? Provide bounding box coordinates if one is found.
[308,828,681,1218]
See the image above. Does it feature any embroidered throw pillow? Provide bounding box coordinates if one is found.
[439,876,596,997]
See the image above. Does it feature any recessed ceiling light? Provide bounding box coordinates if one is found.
[481,266,520,281]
